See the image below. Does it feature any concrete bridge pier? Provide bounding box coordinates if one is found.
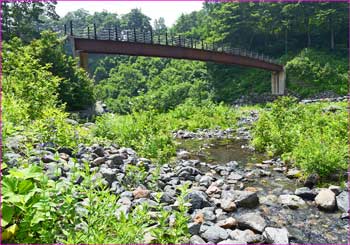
[271,67,286,95]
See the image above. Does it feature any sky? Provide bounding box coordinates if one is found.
[55,1,204,27]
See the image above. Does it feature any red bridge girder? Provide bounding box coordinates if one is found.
[73,38,284,72]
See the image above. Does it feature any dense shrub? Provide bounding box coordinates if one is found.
[252,97,347,178]
[30,31,95,110]
[286,49,347,97]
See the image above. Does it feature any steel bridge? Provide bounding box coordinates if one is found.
[65,22,285,95]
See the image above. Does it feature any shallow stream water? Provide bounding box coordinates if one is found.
[177,138,349,244]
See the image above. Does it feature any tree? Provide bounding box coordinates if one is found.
[120,8,151,31]
[1,1,59,42]
[154,17,167,32]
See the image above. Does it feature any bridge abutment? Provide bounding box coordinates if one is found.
[271,68,286,95]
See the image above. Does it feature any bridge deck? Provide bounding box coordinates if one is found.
[73,38,283,72]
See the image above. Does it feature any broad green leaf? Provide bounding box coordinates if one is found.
[1,203,14,227]
[31,211,46,225]
[9,165,42,180]
[18,179,35,195]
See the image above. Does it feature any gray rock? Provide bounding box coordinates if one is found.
[315,189,336,211]
[278,195,306,209]
[188,222,201,235]
[218,239,247,245]
[177,150,191,160]
[263,227,289,244]
[108,154,124,167]
[99,167,117,184]
[160,192,175,204]
[199,176,213,187]
[201,225,229,243]
[230,229,262,243]
[220,199,237,212]
[42,154,56,163]
[336,191,349,213]
[190,235,206,244]
[177,166,202,180]
[228,172,244,181]
[185,191,213,211]
[259,195,278,206]
[45,162,62,180]
[4,153,21,166]
[92,145,105,157]
[238,213,266,233]
[6,135,26,151]
[222,190,259,208]
[194,207,216,222]
[295,187,317,200]
[93,157,105,166]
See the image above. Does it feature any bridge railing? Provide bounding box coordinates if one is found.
[63,21,281,65]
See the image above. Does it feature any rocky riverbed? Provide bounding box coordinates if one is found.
[4,109,349,244]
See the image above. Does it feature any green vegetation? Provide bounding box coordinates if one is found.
[3,163,190,244]
[94,101,238,163]
[252,97,347,179]
[2,1,348,244]
[285,49,347,97]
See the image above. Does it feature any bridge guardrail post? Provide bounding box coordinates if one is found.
[133,28,137,42]
[158,32,160,44]
[150,29,153,44]
[87,26,90,39]
[143,31,146,43]
[201,40,204,50]
[70,21,73,36]
[126,31,129,41]
[64,24,67,35]
[178,35,181,46]
[165,32,168,45]
[94,23,97,40]
[190,37,193,48]
[108,28,111,40]
[115,26,118,41]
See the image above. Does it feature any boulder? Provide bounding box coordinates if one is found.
[201,225,229,243]
[220,199,237,212]
[222,190,259,208]
[278,194,306,209]
[189,235,206,244]
[263,227,289,244]
[336,191,349,213]
[237,213,266,233]
[185,191,213,211]
[177,150,191,160]
[218,239,247,245]
[188,222,201,235]
[295,187,317,200]
[315,189,336,211]
[230,229,262,243]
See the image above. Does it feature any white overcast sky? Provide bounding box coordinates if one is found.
[56,1,204,27]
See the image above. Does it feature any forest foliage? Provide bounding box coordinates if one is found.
[1,1,349,243]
